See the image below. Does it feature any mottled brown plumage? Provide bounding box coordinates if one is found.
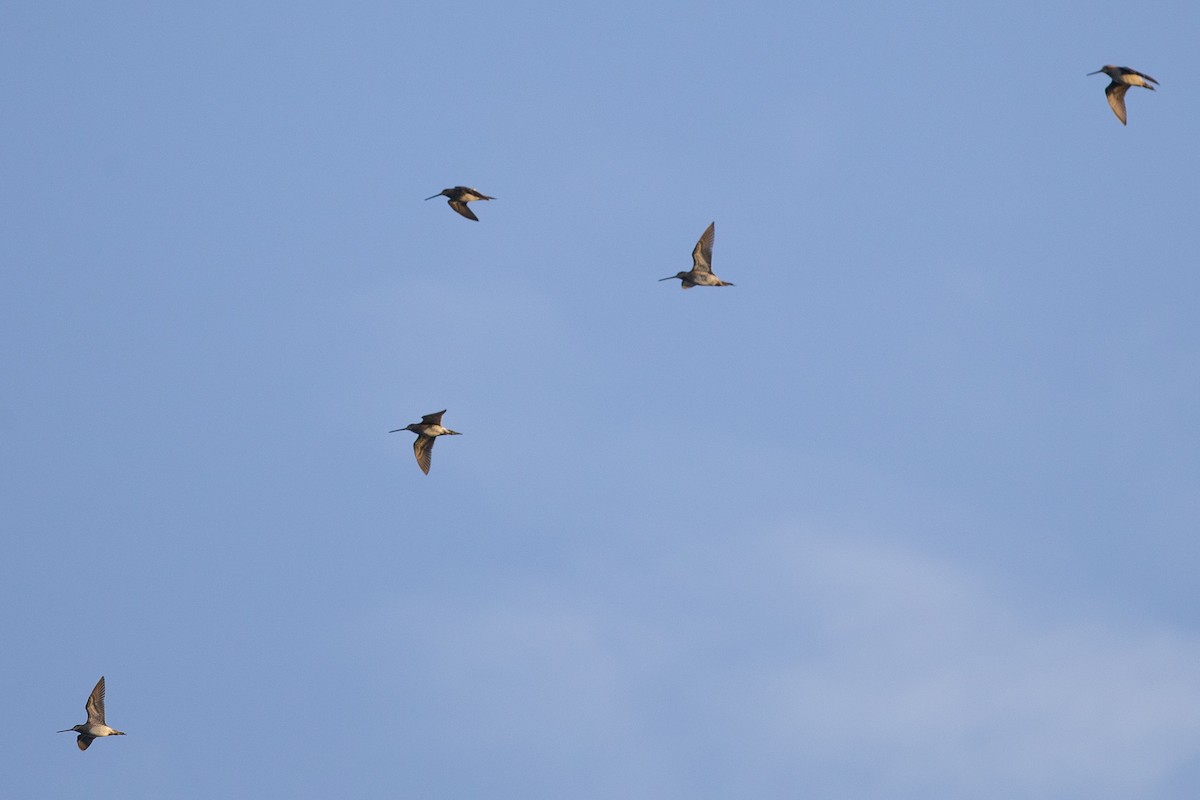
[390,410,462,474]
[660,222,734,289]
[424,186,494,221]
[58,676,125,751]
[1088,65,1158,125]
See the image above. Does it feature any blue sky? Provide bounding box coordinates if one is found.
[3,1,1200,797]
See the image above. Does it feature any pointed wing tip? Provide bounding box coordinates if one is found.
[691,222,716,272]
[449,201,480,221]
[1104,85,1128,124]
[414,436,434,474]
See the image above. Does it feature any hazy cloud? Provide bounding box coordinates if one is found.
[356,529,1200,798]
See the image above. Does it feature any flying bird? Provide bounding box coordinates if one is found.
[390,410,462,474]
[1087,65,1158,125]
[660,222,734,288]
[58,676,126,751]
[424,186,494,221]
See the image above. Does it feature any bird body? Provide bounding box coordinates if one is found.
[1088,65,1158,125]
[424,186,494,221]
[59,676,125,751]
[390,410,462,474]
[660,222,734,288]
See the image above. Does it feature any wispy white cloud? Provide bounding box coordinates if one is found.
[754,534,1200,798]
[350,528,1200,799]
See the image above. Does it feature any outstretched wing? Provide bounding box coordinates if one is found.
[449,200,480,221]
[77,734,95,751]
[86,676,106,725]
[691,222,715,273]
[413,435,436,474]
[1106,82,1129,125]
[421,410,447,426]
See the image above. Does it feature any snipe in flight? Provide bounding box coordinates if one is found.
[660,222,734,289]
[390,410,462,474]
[424,186,494,221]
[58,676,125,751]
[1088,65,1158,125]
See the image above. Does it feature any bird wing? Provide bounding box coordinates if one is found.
[422,410,447,426]
[449,200,480,221]
[86,676,106,725]
[691,222,715,273]
[413,435,435,474]
[1127,68,1159,87]
[1106,82,1129,125]
[77,734,95,751]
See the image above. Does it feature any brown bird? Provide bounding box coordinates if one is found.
[58,676,126,751]
[1087,65,1158,125]
[424,186,494,221]
[659,222,734,289]
[390,410,462,474]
